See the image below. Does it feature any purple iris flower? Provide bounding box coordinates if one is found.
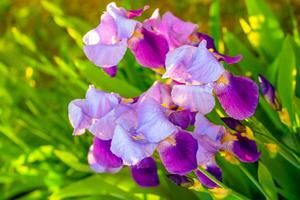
[196,33,242,64]
[68,85,120,136]
[83,2,147,76]
[231,133,261,163]
[195,164,222,188]
[258,74,281,110]
[130,157,159,187]
[158,131,198,175]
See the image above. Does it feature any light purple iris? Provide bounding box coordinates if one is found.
[83,2,147,76]
[258,74,281,110]
[68,85,120,136]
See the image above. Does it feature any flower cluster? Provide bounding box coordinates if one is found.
[68,2,260,188]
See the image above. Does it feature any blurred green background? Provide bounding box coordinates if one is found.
[1,0,300,199]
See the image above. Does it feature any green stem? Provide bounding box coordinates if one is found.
[197,166,250,200]
[238,165,270,200]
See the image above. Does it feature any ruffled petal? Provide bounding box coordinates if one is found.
[158,131,198,175]
[129,28,169,68]
[88,137,123,173]
[159,12,198,49]
[111,125,157,165]
[163,41,224,84]
[140,81,173,108]
[168,110,196,129]
[232,134,261,163]
[137,98,177,143]
[83,39,127,68]
[130,157,159,187]
[68,99,91,135]
[85,85,120,119]
[106,2,139,39]
[214,72,259,120]
[195,165,222,188]
[171,84,215,114]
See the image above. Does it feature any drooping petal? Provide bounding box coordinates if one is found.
[158,131,198,175]
[195,165,222,188]
[167,174,194,187]
[106,2,139,39]
[83,39,127,68]
[88,137,123,173]
[197,33,242,64]
[168,110,196,129]
[258,74,281,110]
[85,85,120,119]
[159,12,198,49]
[221,117,246,132]
[163,41,224,84]
[103,65,117,77]
[232,134,261,163]
[171,84,215,114]
[140,81,174,108]
[137,98,177,143]
[130,157,159,187]
[129,28,169,68]
[68,99,91,135]
[214,72,259,120]
[111,125,157,166]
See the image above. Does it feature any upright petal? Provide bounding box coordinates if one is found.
[68,99,91,135]
[140,81,173,108]
[137,98,177,143]
[83,39,127,68]
[130,157,159,187]
[159,12,198,49]
[158,131,198,175]
[111,125,157,165]
[98,13,118,45]
[127,5,149,19]
[85,85,120,119]
[163,41,224,84]
[88,137,123,173]
[195,165,222,188]
[232,134,261,163]
[106,2,139,39]
[168,110,196,129]
[214,72,259,120]
[129,28,169,68]
[171,84,215,114]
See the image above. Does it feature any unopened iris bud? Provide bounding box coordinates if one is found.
[221,117,246,132]
[258,74,281,111]
[167,174,194,188]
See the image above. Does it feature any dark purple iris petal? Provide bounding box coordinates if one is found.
[93,138,123,168]
[221,117,246,132]
[258,74,281,110]
[195,165,222,188]
[130,28,169,68]
[169,110,196,129]
[232,134,261,163]
[197,32,242,64]
[130,157,159,187]
[167,174,194,187]
[158,131,198,175]
[103,66,117,77]
[214,72,259,120]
